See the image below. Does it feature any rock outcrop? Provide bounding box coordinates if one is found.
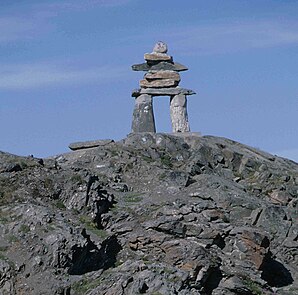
[0,133,297,294]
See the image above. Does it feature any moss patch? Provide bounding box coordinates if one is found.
[72,277,102,294]
[243,278,263,295]
[123,192,143,203]
[79,215,108,238]
[55,199,66,210]
[19,224,30,233]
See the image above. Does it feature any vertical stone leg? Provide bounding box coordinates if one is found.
[170,94,190,132]
[131,94,156,133]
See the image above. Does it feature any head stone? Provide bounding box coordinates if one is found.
[153,41,168,54]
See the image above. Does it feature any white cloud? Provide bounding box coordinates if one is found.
[273,148,298,163]
[0,63,127,90]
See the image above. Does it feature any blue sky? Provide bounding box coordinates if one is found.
[0,0,297,162]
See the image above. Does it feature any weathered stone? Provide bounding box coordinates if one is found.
[240,230,270,269]
[132,62,188,72]
[0,260,14,295]
[268,190,292,205]
[153,41,168,53]
[144,53,172,63]
[68,139,114,151]
[131,42,194,134]
[131,94,156,132]
[140,78,179,88]
[1,133,298,294]
[170,94,190,133]
[145,70,180,81]
[250,208,263,225]
[202,209,224,221]
[132,87,196,97]
[219,276,252,294]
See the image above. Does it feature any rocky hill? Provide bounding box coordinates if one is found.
[0,133,297,295]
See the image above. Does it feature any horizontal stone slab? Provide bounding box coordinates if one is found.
[132,62,188,72]
[69,139,114,151]
[140,79,179,88]
[145,70,180,81]
[132,87,196,97]
[144,53,173,63]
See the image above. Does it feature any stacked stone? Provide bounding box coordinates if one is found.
[131,41,195,133]
[140,42,180,89]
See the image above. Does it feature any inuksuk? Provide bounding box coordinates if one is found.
[131,41,196,133]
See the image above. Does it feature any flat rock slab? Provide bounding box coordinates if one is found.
[145,70,180,81]
[140,79,179,88]
[144,53,172,62]
[132,87,196,97]
[132,62,188,72]
[171,132,201,138]
[69,139,114,151]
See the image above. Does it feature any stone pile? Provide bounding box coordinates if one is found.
[131,41,196,133]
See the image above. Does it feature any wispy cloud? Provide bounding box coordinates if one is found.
[96,0,133,7]
[135,19,298,55]
[0,17,44,44]
[34,0,133,11]
[0,0,132,44]
[0,63,127,90]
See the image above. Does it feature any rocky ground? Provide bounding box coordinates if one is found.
[0,133,297,295]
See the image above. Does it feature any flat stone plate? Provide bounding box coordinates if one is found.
[132,62,188,72]
[69,139,114,151]
[132,87,196,97]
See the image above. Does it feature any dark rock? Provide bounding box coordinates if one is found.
[131,94,156,132]
[260,255,294,287]
[132,87,196,97]
[132,61,188,72]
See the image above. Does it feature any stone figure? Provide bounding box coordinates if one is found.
[131,42,195,133]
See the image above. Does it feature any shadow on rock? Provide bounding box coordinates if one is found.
[203,266,223,295]
[68,232,121,275]
[260,254,293,287]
